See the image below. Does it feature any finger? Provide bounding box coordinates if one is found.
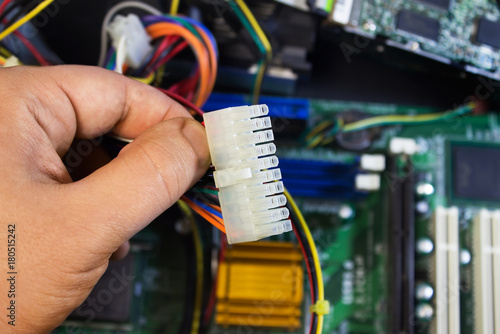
[59,117,210,254]
[110,242,130,261]
[3,65,190,156]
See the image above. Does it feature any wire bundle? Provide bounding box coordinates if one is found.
[0,0,53,65]
[305,102,476,148]
[99,2,218,108]
[142,15,218,107]
[285,188,327,334]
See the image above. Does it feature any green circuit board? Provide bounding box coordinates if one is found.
[329,0,500,79]
[55,99,500,334]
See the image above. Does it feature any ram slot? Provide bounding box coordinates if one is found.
[432,206,460,334]
[473,209,499,334]
[447,207,460,334]
[387,157,414,334]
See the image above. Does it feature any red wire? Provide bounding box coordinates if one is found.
[150,40,188,73]
[292,223,315,304]
[292,224,315,334]
[157,88,204,116]
[149,35,178,67]
[12,31,50,66]
[0,9,50,66]
[0,0,15,15]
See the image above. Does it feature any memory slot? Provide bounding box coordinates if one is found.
[431,206,460,334]
[473,209,500,334]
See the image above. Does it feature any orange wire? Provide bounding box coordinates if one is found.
[206,203,222,213]
[0,58,4,66]
[181,196,226,233]
[194,26,217,100]
[146,23,210,107]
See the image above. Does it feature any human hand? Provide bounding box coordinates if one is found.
[0,65,210,333]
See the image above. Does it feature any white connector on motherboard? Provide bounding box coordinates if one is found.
[107,14,152,69]
[204,105,292,244]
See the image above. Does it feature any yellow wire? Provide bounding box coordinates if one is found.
[235,0,272,104]
[343,103,475,133]
[170,0,180,15]
[178,200,203,334]
[284,188,325,334]
[0,46,11,57]
[252,61,266,104]
[306,120,334,141]
[0,0,56,43]
[154,65,165,87]
[307,134,323,149]
[235,0,272,61]
[343,113,445,132]
[128,72,156,85]
[0,55,5,66]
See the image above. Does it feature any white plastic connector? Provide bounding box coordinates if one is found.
[389,137,419,155]
[360,154,386,172]
[355,174,381,191]
[107,14,152,69]
[204,105,292,244]
[3,55,21,67]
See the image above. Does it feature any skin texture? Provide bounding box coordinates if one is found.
[0,65,210,333]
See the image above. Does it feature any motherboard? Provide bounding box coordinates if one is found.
[329,0,500,80]
[54,94,500,334]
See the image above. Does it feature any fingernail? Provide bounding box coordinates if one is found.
[182,119,210,167]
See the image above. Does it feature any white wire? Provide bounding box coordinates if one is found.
[97,1,162,67]
[115,36,127,74]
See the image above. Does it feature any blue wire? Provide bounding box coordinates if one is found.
[141,15,219,57]
[185,196,223,219]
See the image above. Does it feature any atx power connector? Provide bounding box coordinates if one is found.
[107,14,152,69]
[204,104,292,244]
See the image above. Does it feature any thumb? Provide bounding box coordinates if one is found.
[59,117,210,254]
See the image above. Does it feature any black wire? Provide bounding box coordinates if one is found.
[0,0,28,25]
[1,0,38,30]
[186,189,220,207]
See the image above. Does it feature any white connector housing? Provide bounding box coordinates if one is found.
[360,154,386,172]
[389,137,419,155]
[4,55,21,67]
[204,105,292,244]
[107,14,152,69]
[355,174,381,191]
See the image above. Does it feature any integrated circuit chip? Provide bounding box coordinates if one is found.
[396,10,440,42]
[475,18,500,49]
[451,144,500,202]
[413,0,451,10]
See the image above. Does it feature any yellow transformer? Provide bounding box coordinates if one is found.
[216,241,304,329]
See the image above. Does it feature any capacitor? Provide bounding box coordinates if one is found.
[415,303,434,322]
[415,282,434,301]
[416,238,434,255]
